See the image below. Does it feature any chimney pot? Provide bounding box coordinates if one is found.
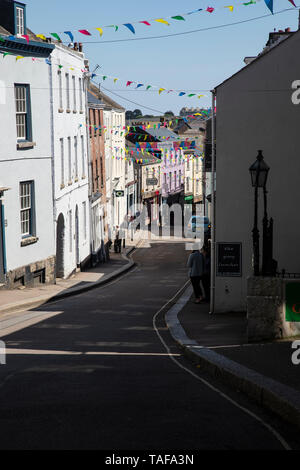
[79,43,83,52]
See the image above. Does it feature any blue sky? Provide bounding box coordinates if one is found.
[25,0,299,114]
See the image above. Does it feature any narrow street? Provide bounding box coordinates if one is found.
[0,243,294,450]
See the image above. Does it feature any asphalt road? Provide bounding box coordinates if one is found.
[0,243,296,450]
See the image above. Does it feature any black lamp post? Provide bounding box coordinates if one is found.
[249,150,270,276]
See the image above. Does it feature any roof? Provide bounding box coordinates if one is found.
[145,126,179,141]
[89,83,125,111]
[215,29,298,90]
[88,89,104,108]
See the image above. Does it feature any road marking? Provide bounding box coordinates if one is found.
[152,281,291,450]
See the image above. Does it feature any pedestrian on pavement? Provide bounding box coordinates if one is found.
[201,245,211,302]
[114,226,122,253]
[187,244,205,304]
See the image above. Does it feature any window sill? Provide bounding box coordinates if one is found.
[68,181,72,186]
[17,141,36,150]
[73,110,77,114]
[21,236,39,247]
[79,110,84,114]
[75,177,79,182]
[66,109,71,114]
[60,183,65,189]
[58,108,64,113]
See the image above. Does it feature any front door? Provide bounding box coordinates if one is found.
[0,201,6,283]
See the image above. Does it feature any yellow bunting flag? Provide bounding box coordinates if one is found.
[36,34,46,40]
[114,78,118,83]
[155,19,170,26]
[197,95,204,98]
[96,27,103,37]
[16,55,24,61]
[224,5,234,11]
[158,88,165,95]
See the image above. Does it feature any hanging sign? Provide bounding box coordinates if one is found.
[216,242,242,277]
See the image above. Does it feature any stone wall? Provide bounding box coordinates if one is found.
[3,256,56,289]
[247,277,300,342]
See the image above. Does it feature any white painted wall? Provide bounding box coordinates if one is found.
[50,44,90,278]
[0,53,55,272]
[214,31,300,312]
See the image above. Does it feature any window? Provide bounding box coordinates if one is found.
[58,71,63,109]
[60,138,64,186]
[174,171,177,188]
[16,7,24,36]
[20,181,34,237]
[79,78,83,112]
[68,210,72,252]
[187,158,190,171]
[186,177,190,192]
[179,170,182,184]
[196,179,199,194]
[65,73,70,109]
[196,158,199,172]
[68,137,72,182]
[82,202,87,240]
[15,84,31,141]
[81,135,85,177]
[72,76,76,111]
[74,136,78,179]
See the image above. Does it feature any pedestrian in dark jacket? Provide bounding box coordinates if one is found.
[114,226,122,253]
[187,247,205,303]
[201,245,211,302]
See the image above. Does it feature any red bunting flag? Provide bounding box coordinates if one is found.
[206,7,214,12]
[78,29,91,36]
[288,0,296,6]
[139,21,151,26]
[21,34,29,43]
[126,81,133,86]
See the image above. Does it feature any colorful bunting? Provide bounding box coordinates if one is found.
[171,16,185,21]
[224,6,234,11]
[123,23,135,34]
[264,0,273,13]
[64,31,74,42]
[288,0,296,6]
[78,29,91,36]
[51,32,61,41]
[36,34,46,40]
[206,7,215,13]
[139,21,151,26]
[96,27,103,37]
[126,81,133,87]
[158,88,165,94]
[16,55,24,61]
[21,34,29,43]
[155,19,170,26]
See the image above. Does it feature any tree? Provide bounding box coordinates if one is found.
[133,109,143,118]
[164,110,174,117]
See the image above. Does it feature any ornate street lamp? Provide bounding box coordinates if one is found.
[249,150,270,276]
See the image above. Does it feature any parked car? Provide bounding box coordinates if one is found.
[186,216,211,239]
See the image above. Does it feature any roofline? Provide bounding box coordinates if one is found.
[214,29,299,90]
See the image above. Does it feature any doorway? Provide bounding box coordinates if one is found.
[56,213,65,278]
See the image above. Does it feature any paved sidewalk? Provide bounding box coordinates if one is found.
[166,284,300,428]
[0,243,137,317]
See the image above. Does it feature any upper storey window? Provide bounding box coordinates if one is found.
[16,6,25,36]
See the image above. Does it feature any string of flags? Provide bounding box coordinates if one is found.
[98,74,206,98]
[1,1,296,45]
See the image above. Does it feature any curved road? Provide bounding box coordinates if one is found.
[0,243,295,449]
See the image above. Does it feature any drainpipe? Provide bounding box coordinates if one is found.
[209,89,216,315]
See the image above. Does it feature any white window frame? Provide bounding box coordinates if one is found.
[79,77,83,112]
[16,7,24,36]
[81,135,85,177]
[20,181,34,237]
[58,70,63,109]
[15,85,29,141]
[72,75,76,111]
[60,138,64,186]
[74,136,78,178]
[65,73,70,110]
[69,210,72,252]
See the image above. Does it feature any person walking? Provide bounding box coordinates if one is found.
[114,226,122,254]
[201,245,211,302]
[187,245,205,304]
